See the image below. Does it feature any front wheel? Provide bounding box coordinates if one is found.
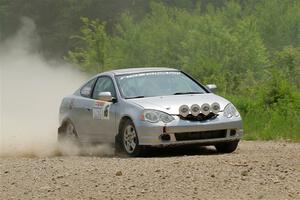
[119,119,144,157]
[215,140,239,153]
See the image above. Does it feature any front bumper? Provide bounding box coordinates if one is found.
[135,114,243,146]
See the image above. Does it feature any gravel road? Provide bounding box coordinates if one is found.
[1,141,300,200]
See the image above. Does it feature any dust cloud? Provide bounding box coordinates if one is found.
[0,17,113,157]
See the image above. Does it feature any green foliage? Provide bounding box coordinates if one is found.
[111,3,186,68]
[259,70,297,107]
[230,69,300,141]
[254,0,300,51]
[66,18,109,73]
[180,6,268,94]
[273,47,300,89]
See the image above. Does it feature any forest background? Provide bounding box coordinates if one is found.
[1,0,299,141]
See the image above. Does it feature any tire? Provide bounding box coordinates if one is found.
[119,119,144,157]
[215,140,239,153]
[58,121,80,146]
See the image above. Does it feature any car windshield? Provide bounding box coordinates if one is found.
[116,71,207,99]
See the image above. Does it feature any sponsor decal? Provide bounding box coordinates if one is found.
[92,101,112,120]
[119,71,181,80]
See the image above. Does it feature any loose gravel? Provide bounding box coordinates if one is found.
[1,141,300,200]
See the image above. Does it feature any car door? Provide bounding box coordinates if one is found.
[70,78,98,142]
[88,76,118,143]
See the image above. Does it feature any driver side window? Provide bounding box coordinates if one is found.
[92,76,116,99]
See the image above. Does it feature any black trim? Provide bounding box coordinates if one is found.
[175,130,227,141]
[178,113,218,121]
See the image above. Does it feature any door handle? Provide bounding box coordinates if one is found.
[85,107,92,111]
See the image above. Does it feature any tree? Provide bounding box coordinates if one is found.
[66,17,109,73]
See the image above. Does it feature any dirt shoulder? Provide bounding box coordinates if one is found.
[1,141,300,200]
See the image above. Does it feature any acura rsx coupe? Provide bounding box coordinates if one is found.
[58,67,243,156]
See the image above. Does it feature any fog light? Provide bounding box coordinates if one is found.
[179,105,189,117]
[211,102,220,114]
[160,134,171,141]
[230,129,236,136]
[201,103,210,116]
[191,104,200,116]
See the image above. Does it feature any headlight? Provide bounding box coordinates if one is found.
[223,103,239,118]
[142,110,175,123]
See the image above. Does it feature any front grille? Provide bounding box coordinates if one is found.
[174,130,226,141]
[178,113,218,121]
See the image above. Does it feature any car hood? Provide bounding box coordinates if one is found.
[127,93,231,115]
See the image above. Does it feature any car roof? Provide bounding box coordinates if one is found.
[104,67,179,75]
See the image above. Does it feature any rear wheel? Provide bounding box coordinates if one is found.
[119,119,144,157]
[58,121,79,146]
[215,140,239,153]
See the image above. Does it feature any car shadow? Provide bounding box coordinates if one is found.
[139,145,220,158]
[80,143,221,158]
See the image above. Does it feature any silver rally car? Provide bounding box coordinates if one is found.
[58,67,243,156]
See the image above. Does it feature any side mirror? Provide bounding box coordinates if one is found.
[98,92,114,102]
[206,84,217,92]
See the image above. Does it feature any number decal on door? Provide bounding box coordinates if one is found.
[93,101,111,120]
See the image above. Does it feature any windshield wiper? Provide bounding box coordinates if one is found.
[125,95,145,99]
[173,92,203,95]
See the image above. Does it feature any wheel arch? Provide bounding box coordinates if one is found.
[115,115,134,144]
[118,115,133,133]
[58,118,74,134]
